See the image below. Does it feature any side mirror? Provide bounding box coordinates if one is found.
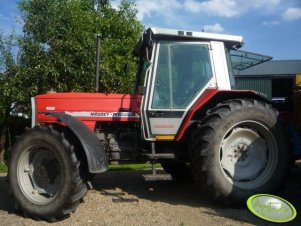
[143,28,152,48]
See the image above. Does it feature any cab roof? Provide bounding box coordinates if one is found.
[135,27,244,56]
[150,27,243,47]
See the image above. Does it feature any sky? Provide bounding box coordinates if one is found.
[0,0,301,60]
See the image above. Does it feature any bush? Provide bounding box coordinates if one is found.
[0,162,7,173]
[1,116,30,162]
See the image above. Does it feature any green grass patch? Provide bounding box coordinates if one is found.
[0,162,8,173]
[0,162,161,173]
[109,163,161,171]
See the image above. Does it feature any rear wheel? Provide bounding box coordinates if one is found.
[190,99,290,205]
[9,125,87,221]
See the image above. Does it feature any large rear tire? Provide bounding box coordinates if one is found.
[8,125,87,221]
[190,99,290,205]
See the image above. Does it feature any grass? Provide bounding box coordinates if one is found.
[0,162,161,173]
[109,163,161,171]
[0,162,8,173]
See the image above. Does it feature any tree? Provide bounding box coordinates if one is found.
[18,0,143,99]
[0,32,24,163]
[0,0,142,163]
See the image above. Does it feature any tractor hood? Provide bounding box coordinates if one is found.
[33,92,142,129]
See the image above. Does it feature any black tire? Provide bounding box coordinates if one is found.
[8,125,87,221]
[161,161,192,182]
[190,99,290,205]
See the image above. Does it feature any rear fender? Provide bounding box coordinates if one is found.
[43,112,108,173]
[176,90,272,141]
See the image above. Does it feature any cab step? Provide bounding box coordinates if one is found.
[143,173,172,181]
[142,142,173,181]
[146,153,175,159]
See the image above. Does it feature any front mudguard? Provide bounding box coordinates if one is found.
[43,112,108,173]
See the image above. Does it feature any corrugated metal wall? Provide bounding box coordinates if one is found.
[235,78,272,99]
[293,85,301,131]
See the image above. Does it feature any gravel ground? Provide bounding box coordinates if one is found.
[1,166,301,226]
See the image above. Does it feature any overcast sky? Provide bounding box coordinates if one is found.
[1,0,301,60]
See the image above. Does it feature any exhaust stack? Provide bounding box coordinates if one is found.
[95,33,101,92]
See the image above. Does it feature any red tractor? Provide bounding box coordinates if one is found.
[8,27,290,221]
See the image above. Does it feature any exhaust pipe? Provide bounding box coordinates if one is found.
[95,33,101,92]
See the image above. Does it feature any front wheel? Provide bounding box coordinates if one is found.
[190,99,290,205]
[9,125,87,221]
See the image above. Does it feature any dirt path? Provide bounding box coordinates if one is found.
[1,167,301,226]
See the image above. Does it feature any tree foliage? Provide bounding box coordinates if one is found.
[0,32,25,162]
[18,0,143,95]
[0,0,143,162]
[0,32,24,115]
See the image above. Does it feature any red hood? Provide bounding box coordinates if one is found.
[35,92,142,125]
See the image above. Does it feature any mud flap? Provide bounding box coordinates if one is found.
[43,112,108,173]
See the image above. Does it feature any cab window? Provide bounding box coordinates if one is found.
[152,42,213,109]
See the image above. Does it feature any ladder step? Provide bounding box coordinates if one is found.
[143,174,172,181]
[146,153,175,159]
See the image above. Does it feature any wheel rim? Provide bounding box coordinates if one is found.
[17,144,62,205]
[219,120,278,189]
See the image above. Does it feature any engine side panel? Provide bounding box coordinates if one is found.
[35,93,142,130]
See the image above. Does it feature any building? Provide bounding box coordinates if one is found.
[234,60,301,100]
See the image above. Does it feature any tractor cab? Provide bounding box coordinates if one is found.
[134,27,243,141]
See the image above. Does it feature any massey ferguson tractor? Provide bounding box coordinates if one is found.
[8,27,290,221]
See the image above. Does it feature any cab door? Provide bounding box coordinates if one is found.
[141,41,215,140]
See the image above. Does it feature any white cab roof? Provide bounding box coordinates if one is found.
[150,27,243,48]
